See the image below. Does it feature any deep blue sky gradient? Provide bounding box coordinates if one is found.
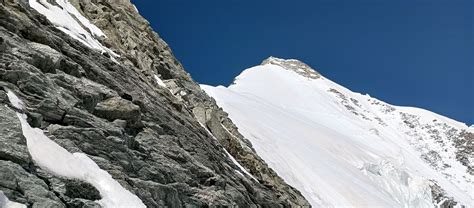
[132,0,473,125]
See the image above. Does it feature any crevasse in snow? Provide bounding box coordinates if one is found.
[201,58,474,207]
[6,90,145,208]
[28,0,118,58]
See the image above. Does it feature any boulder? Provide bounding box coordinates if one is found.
[93,97,140,121]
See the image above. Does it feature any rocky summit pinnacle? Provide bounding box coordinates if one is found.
[0,0,309,207]
[261,56,321,79]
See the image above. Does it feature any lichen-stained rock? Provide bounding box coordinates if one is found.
[0,0,310,207]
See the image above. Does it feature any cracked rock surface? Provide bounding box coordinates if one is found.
[0,0,309,207]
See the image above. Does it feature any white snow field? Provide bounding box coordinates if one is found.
[28,0,118,58]
[6,90,145,208]
[202,57,474,207]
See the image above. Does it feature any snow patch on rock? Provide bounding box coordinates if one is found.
[0,191,26,208]
[154,74,167,88]
[223,148,257,181]
[28,0,118,58]
[14,113,145,208]
[5,89,25,110]
[6,91,145,208]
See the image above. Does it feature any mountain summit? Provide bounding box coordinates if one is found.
[0,0,472,207]
[202,57,474,207]
[261,56,321,79]
[0,1,308,207]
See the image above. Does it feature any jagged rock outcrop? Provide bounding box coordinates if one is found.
[261,57,320,79]
[0,0,309,207]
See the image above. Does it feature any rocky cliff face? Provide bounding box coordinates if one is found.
[0,0,309,207]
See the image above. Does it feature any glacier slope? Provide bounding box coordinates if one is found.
[201,57,474,207]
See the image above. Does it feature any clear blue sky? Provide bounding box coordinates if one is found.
[132,0,473,125]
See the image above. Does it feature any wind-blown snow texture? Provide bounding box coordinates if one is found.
[202,57,474,207]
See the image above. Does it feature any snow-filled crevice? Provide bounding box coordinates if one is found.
[193,116,257,181]
[154,74,167,88]
[28,0,119,60]
[223,148,257,181]
[5,90,145,208]
[5,89,25,110]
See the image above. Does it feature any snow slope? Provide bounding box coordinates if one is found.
[201,57,474,207]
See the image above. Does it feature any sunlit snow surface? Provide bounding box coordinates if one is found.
[202,62,474,207]
[5,89,25,110]
[28,0,118,58]
[5,91,145,208]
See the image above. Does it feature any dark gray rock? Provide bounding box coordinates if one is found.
[35,170,101,208]
[0,0,310,207]
[430,180,459,208]
[27,111,43,128]
[0,160,65,207]
[64,180,101,201]
[67,199,102,208]
[0,103,30,165]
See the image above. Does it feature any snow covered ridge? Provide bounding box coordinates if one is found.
[201,57,474,207]
[5,89,145,208]
[28,0,118,59]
